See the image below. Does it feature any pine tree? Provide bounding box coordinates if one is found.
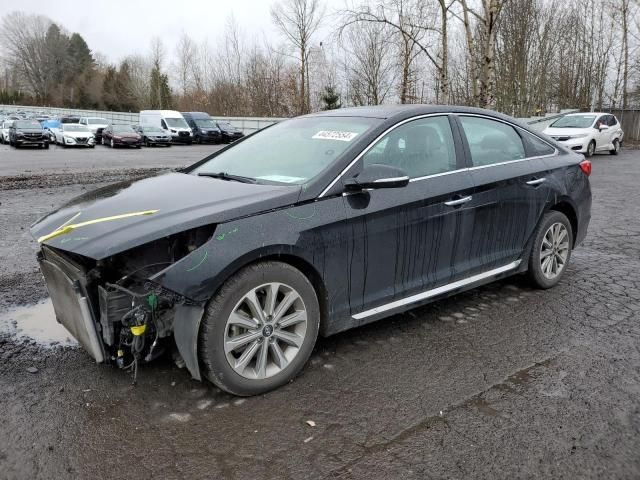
[320,85,341,110]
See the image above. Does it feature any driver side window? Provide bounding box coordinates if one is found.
[362,116,457,179]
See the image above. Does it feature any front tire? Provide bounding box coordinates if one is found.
[610,139,620,155]
[527,211,573,289]
[586,140,596,158]
[199,261,320,396]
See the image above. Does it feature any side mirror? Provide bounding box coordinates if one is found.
[344,164,410,191]
[598,124,609,131]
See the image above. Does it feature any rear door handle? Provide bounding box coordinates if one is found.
[526,177,546,186]
[444,195,472,207]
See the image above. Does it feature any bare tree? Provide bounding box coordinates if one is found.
[339,20,395,105]
[271,0,325,114]
[174,32,196,98]
[0,12,54,101]
[339,0,453,103]
[453,0,505,109]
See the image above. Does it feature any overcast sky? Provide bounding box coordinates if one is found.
[0,0,344,64]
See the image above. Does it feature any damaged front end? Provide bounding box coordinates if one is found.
[37,224,216,380]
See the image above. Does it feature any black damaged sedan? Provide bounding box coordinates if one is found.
[31,106,591,396]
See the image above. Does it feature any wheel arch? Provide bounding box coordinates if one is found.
[173,247,330,382]
[208,249,329,333]
[549,199,578,246]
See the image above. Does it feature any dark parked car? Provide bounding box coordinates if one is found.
[101,124,142,148]
[135,125,172,147]
[60,116,81,124]
[216,121,244,143]
[9,119,49,148]
[182,112,222,144]
[30,106,591,396]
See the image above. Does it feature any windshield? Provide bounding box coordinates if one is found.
[195,119,217,128]
[113,125,136,133]
[143,126,164,134]
[193,117,380,184]
[550,115,596,129]
[15,120,41,128]
[166,117,189,128]
[63,125,90,132]
[88,118,108,125]
[218,121,235,130]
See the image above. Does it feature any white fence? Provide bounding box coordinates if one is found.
[0,104,577,134]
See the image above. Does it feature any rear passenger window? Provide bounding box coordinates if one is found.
[362,116,457,178]
[459,116,525,166]
[522,131,555,157]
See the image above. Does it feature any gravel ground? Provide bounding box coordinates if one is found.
[0,145,638,480]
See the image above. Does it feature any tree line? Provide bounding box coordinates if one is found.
[0,0,638,118]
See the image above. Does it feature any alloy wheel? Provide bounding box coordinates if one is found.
[224,282,308,380]
[588,142,595,157]
[540,222,570,280]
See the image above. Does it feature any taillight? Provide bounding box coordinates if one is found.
[579,160,592,176]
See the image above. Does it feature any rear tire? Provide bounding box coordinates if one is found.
[199,261,320,396]
[610,139,620,155]
[527,211,573,289]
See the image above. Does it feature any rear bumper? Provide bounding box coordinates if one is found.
[38,247,105,362]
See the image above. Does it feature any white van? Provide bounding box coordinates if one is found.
[139,110,193,144]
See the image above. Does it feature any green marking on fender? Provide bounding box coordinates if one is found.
[216,227,238,241]
[186,251,208,272]
[285,205,316,220]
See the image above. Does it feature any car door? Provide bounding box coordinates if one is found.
[455,114,556,273]
[342,115,475,319]
[593,115,610,150]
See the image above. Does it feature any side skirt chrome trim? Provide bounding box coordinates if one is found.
[352,260,522,320]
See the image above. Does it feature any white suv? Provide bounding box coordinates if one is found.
[79,117,109,143]
[543,112,624,157]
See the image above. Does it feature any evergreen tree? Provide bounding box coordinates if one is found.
[320,85,341,110]
[102,66,118,110]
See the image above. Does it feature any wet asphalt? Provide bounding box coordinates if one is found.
[0,143,639,479]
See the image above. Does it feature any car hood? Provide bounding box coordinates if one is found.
[31,171,301,260]
[16,128,45,133]
[63,131,93,138]
[114,132,140,138]
[543,127,591,136]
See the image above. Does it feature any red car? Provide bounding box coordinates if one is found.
[101,124,142,148]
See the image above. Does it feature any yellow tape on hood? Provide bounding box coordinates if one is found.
[37,210,159,243]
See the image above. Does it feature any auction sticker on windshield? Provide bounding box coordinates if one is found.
[312,131,359,142]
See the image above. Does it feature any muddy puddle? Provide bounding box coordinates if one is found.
[0,299,77,346]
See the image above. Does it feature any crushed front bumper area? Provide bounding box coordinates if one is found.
[38,246,105,362]
[37,245,204,379]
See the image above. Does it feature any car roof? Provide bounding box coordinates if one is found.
[304,105,526,123]
[565,112,609,117]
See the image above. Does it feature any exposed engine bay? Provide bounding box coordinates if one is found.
[38,224,216,382]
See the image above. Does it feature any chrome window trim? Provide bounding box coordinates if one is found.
[352,260,521,320]
[409,169,462,182]
[318,112,559,198]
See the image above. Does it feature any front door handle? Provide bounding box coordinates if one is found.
[526,177,546,186]
[444,195,472,207]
